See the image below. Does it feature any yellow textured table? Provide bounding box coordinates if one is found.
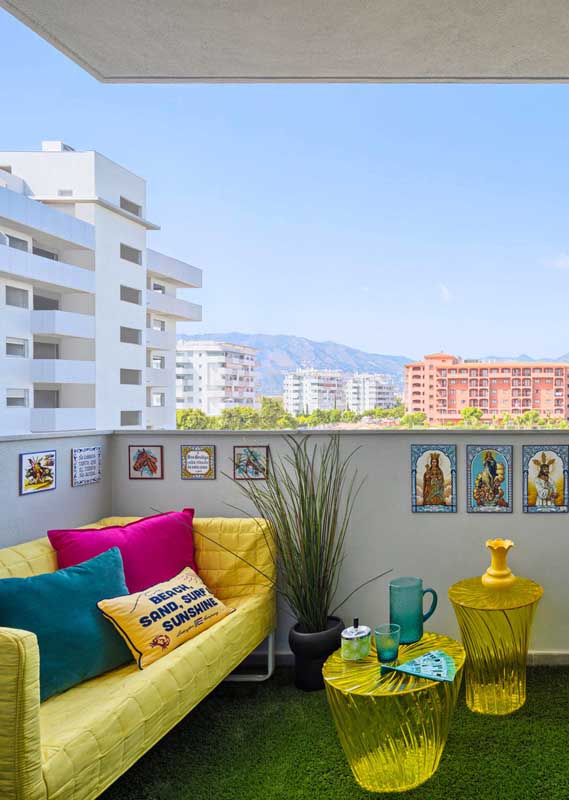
[323,632,465,793]
[449,576,543,715]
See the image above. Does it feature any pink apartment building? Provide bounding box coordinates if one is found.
[404,353,569,424]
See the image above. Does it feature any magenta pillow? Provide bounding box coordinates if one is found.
[48,509,196,593]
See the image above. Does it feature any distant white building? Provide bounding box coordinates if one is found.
[176,340,259,416]
[283,369,346,416]
[345,373,397,413]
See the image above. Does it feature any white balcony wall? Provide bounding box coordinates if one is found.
[0,407,31,435]
[31,310,95,339]
[145,405,175,429]
[146,290,202,321]
[109,429,569,659]
[0,244,96,294]
[30,407,96,432]
[0,184,94,249]
[0,170,25,193]
[31,359,96,384]
[145,366,175,387]
[147,249,202,288]
[5,429,569,662]
[0,431,111,547]
[146,329,175,350]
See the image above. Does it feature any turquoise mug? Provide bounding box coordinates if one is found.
[389,577,438,644]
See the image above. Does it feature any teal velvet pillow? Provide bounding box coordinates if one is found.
[0,547,131,701]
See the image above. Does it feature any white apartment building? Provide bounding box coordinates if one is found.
[283,369,346,416]
[176,340,259,416]
[0,141,202,434]
[345,372,397,413]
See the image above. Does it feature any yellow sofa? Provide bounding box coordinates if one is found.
[0,516,276,800]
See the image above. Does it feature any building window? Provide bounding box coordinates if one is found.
[57,189,73,197]
[32,245,59,261]
[34,389,59,408]
[34,341,59,359]
[7,234,28,252]
[120,285,142,305]
[120,196,142,217]
[6,337,28,357]
[5,285,29,308]
[152,282,166,294]
[120,243,142,265]
[120,326,142,345]
[152,318,166,332]
[6,388,28,407]
[152,355,165,369]
[120,410,141,426]
[120,368,142,385]
[151,392,166,407]
[33,294,59,310]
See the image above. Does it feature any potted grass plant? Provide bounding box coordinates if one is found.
[233,434,390,691]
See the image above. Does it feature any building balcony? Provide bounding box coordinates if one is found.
[0,243,95,294]
[146,329,176,350]
[30,407,96,432]
[31,310,95,339]
[146,366,175,387]
[146,290,202,321]
[0,184,94,249]
[147,249,202,288]
[31,359,96,384]
[146,405,175,429]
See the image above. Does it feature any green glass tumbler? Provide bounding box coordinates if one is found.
[375,623,400,662]
[390,577,438,644]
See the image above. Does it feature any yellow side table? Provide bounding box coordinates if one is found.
[449,539,543,716]
[323,632,465,793]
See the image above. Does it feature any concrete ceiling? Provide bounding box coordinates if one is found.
[2,0,569,83]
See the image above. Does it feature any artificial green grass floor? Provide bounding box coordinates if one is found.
[101,666,568,800]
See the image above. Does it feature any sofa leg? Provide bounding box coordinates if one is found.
[226,631,276,682]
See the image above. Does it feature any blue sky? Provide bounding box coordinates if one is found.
[1,9,569,360]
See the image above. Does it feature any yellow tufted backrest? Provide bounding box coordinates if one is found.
[0,517,276,599]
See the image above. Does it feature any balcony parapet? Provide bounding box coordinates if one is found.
[31,310,95,339]
[146,290,202,321]
[31,359,96,384]
[0,185,95,249]
[0,244,95,294]
[147,249,202,288]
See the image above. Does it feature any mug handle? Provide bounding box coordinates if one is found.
[422,588,438,622]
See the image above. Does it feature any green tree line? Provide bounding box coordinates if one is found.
[177,398,406,430]
[177,400,569,431]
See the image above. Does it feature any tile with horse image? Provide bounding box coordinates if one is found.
[128,445,164,480]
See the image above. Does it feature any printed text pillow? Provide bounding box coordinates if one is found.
[97,566,233,668]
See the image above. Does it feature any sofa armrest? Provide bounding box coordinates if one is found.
[193,518,276,601]
[0,628,45,800]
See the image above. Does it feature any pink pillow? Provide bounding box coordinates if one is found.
[48,509,196,593]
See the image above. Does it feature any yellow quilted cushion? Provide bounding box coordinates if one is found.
[92,516,276,600]
[40,592,273,800]
[98,567,233,668]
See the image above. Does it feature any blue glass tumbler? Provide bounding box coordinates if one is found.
[389,577,438,644]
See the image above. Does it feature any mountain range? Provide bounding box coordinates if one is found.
[177,332,411,395]
[176,334,569,396]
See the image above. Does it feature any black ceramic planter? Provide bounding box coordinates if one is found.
[288,616,344,691]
